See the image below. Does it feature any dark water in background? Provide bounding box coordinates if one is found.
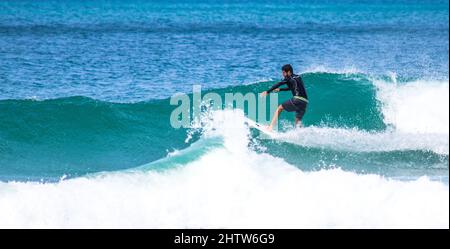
[0,0,448,101]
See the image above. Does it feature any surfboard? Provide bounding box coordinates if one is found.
[245,118,276,137]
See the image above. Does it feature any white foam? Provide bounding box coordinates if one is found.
[374,78,449,134]
[3,149,449,229]
[275,126,449,155]
[0,110,448,228]
[302,65,363,75]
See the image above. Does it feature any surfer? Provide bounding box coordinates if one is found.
[260,64,308,131]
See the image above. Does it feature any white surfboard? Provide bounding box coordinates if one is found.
[245,118,276,137]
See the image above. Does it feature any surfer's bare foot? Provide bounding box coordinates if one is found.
[266,125,273,131]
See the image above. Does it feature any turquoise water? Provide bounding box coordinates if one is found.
[0,72,447,181]
[0,0,448,228]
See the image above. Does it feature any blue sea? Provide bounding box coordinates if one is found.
[0,0,448,228]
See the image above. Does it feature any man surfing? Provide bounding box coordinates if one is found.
[260,64,308,131]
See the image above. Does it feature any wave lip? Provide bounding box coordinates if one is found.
[374,78,449,135]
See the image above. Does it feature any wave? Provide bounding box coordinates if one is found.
[0,72,448,181]
[0,110,447,228]
[0,96,188,181]
[374,77,449,134]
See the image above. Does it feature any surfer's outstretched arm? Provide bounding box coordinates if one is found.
[267,80,288,93]
[260,80,288,97]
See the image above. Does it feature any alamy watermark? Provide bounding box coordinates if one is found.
[169,85,279,130]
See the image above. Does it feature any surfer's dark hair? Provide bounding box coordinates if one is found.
[281,64,293,73]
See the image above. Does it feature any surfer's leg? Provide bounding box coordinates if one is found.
[295,117,302,127]
[294,111,304,127]
[268,105,283,131]
[294,102,306,128]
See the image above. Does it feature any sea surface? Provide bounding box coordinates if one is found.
[0,0,448,228]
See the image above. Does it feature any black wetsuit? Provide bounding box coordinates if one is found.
[267,74,308,120]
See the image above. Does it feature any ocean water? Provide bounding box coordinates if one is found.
[0,0,448,228]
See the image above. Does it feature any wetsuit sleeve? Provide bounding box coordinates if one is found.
[278,87,290,91]
[267,80,287,93]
